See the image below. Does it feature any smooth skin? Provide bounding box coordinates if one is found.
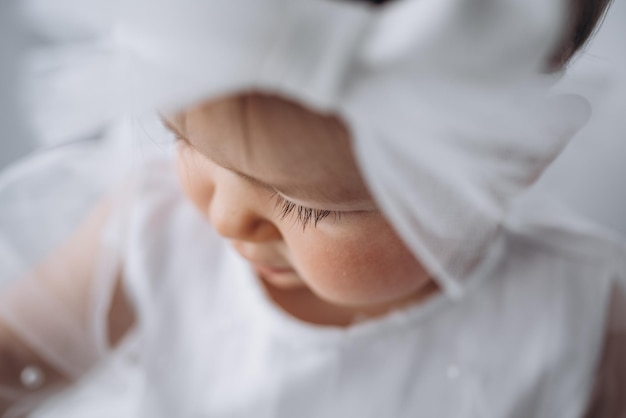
[170,94,438,326]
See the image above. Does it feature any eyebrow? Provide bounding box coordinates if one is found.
[162,117,374,208]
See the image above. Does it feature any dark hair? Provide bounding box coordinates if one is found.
[550,0,612,68]
[359,0,612,69]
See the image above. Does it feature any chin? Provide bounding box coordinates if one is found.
[304,286,376,308]
[310,282,423,310]
[257,271,307,290]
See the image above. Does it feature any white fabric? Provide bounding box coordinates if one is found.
[29,156,623,418]
[17,0,588,296]
[530,0,626,236]
[1,0,623,414]
[0,120,165,414]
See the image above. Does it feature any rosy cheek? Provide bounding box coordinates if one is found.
[285,223,426,306]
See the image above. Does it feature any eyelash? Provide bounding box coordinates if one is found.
[271,193,342,230]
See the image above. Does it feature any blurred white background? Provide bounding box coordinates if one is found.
[0,0,35,169]
[0,0,624,233]
[534,0,626,236]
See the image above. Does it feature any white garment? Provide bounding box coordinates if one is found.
[3,1,622,415]
[18,0,590,298]
[31,157,624,418]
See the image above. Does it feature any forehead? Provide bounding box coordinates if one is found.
[174,94,372,204]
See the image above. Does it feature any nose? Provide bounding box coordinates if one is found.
[208,170,281,242]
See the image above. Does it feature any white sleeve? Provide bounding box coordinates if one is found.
[0,140,135,415]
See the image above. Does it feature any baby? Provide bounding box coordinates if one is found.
[167,96,437,324]
[0,0,624,417]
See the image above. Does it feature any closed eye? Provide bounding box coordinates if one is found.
[271,193,342,231]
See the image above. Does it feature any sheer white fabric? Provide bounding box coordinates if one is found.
[0,0,624,415]
[25,157,624,418]
[0,142,115,376]
[19,0,582,295]
[0,119,167,415]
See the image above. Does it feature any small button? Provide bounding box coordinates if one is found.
[20,366,45,389]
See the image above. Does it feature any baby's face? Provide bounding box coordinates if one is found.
[168,94,433,312]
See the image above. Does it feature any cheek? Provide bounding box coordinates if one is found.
[283,217,429,307]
